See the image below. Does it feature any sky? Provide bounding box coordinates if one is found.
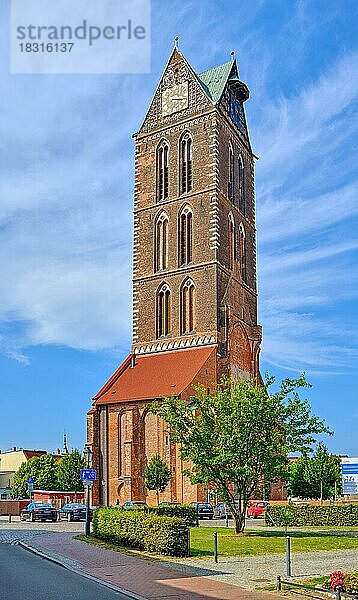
[0,0,357,456]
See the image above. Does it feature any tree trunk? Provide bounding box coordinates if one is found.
[231,493,246,533]
[232,508,246,533]
[156,490,160,506]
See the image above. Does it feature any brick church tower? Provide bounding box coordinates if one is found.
[87,46,262,506]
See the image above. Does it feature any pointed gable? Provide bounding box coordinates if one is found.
[139,48,213,135]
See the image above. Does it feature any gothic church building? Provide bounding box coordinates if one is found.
[87,47,262,506]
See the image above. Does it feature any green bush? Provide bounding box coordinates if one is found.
[146,504,197,527]
[265,504,358,527]
[92,506,189,556]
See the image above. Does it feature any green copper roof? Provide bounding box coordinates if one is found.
[197,60,234,103]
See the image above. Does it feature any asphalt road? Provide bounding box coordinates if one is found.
[0,544,135,600]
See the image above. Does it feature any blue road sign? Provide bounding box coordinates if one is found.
[28,477,34,484]
[80,469,97,481]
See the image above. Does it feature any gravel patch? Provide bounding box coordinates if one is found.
[162,550,358,589]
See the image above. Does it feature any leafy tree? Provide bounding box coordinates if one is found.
[287,455,312,499]
[57,450,86,493]
[151,375,331,533]
[11,454,59,498]
[143,454,171,505]
[289,443,341,501]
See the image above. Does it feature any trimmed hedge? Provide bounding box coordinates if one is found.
[265,504,358,527]
[145,504,197,527]
[92,506,189,556]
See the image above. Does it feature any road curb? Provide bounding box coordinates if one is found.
[17,540,148,600]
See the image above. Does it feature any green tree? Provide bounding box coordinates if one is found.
[151,375,331,533]
[57,450,86,493]
[143,454,171,505]
[11,454,59,498]
[287,455,312,499]
[288,444,341,500]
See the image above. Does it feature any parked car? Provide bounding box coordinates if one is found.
[247,501,269,518]
[190,502,214,519]
[122,501,147,509]
[20,502,57,522]
[213,502,232,519]
[159,502,179,506]
[58,503,91,522]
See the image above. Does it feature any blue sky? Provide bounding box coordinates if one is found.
[0,0,357,456]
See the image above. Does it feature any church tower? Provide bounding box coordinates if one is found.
[132,47,261,376]
[87,46,262,506]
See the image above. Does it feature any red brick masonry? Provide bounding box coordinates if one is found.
[30,532,282,600]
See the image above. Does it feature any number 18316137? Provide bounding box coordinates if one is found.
[19,42,74,53]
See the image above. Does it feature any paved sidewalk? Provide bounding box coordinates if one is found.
[25,532,283,600]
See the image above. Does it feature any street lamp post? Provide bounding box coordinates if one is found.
[83,446,93,537]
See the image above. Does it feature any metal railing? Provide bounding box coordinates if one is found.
[277,576,358,599]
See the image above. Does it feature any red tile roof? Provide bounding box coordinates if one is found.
[23,450,47,460]
[93,346,216,405]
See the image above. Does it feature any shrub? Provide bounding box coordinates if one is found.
[146,504,197,527]
[92,506,189,557]
[265,504,358,527]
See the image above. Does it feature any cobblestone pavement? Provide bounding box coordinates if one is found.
[0,516,83,533]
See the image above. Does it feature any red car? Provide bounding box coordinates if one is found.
[247,501,269,518]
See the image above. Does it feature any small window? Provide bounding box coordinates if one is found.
[180,133,193,194]
[178,205,193,266]
[239,223,247,283]
[228,144,235,203]
[238,155,245,214]
[156,140,169,201]
[157,284,171,337]
[228,213,236,270]
[181,279,195,334]
[155,212,169,271]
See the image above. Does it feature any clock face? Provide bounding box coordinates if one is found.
[162,81,189,117]
[230,94,245,132]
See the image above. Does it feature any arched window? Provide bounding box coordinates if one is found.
[228,144,235,203]
[157,284,171,337]
[181,279,195,334]
[180,132,193,194]
[228,213,236,270]
[238,155,245,214]
[155,212,169,271]
[156,140,169,201]
[239,223,247,283]
[178,205,193,266]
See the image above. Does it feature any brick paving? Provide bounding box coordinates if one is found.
[26,532,283,599]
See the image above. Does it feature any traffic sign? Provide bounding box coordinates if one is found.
[27,483,33,492]
[28,477,34,484]
[80,468,97,481]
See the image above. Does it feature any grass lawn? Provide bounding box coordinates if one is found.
[189,527,358,557]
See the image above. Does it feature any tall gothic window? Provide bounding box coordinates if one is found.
[239,223,247,283]
[181,279,195,334]
[180,132,193,194]
[156,140,169,201]
[238,155,245,214]
[178,205,193,266]
[228,213,236,270]
[155,212,169,271]
[157,284,171,337]
[228,144,235,203]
